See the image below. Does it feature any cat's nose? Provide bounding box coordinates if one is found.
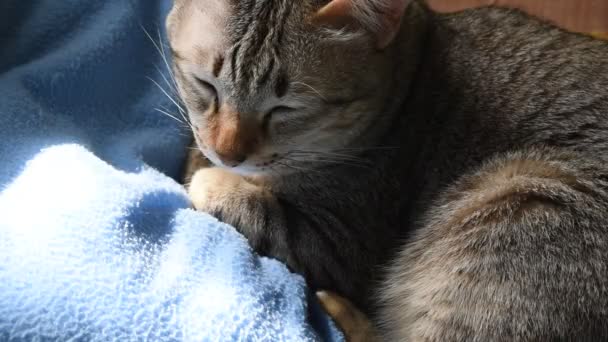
[207,105,258,167]
[215,151,247,167]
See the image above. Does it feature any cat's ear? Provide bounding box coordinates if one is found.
[313,0,412,49]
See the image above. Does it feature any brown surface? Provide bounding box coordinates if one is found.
[426,0,608,34]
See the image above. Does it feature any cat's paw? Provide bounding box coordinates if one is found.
[188,167,245,212]
[317,291,378,342]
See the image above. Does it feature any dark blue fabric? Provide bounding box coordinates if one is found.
[0,0,186,184]
[0,1,343,340]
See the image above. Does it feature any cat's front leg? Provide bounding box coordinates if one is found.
[190,169,379,340]
[188,167,371,312]
[187,167,276,250]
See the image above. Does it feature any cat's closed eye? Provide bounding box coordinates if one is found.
[263,106,296,127]
[193,76,218,100]
[267,106,295,117]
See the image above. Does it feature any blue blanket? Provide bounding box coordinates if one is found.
[0,1,342,341]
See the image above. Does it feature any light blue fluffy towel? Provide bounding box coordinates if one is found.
[0,0,342,341]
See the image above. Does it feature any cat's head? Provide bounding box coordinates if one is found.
[166,0,414,176]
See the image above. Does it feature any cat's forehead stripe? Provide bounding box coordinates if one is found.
[275,73,289,98]
[256,58,275,88]
[213,55,225,78]
[228,0,293,94]
[230,44,241,83]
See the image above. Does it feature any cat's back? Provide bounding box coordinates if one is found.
[377,7,608,340]
[429,4,608,113]
[414,4,608,161]
[431,4,608,96]
[399,4,608,209]
[435,5,608,60]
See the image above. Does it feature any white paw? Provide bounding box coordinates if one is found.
[188,167,244,212]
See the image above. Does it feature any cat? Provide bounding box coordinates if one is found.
[167,0,608,340]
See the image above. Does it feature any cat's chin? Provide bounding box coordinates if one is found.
[214,163,306,180]
[214,164,279,179]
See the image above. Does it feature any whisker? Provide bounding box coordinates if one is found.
[292,81,327,101]
[147,76,187,114]
[154,108,188,126]
[155,104,193,134]
[283,149,375,170]
[141,25,180,90]
[292,157,371,168]
[289,157,372,169]
[160,102,192,131]
[288,150,372,164]
[154,65,178,94]
[141,24,163,56]
[291,150,367,160]
[334,146,400,152]
[308,157,371,166]
[176,106,191,125]
[276,159,322,174]
[156,27,182,91]
[142,25,188,122]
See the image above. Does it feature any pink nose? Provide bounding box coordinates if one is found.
[206,105,260,168]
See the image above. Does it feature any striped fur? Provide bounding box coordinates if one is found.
[169,1,608,340]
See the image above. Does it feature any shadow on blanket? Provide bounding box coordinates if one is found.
[0,0,342,341]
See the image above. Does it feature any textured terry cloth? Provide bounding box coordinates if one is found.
[0,1,343,341]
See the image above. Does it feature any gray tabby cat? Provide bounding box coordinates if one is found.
[167,0,608,340]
